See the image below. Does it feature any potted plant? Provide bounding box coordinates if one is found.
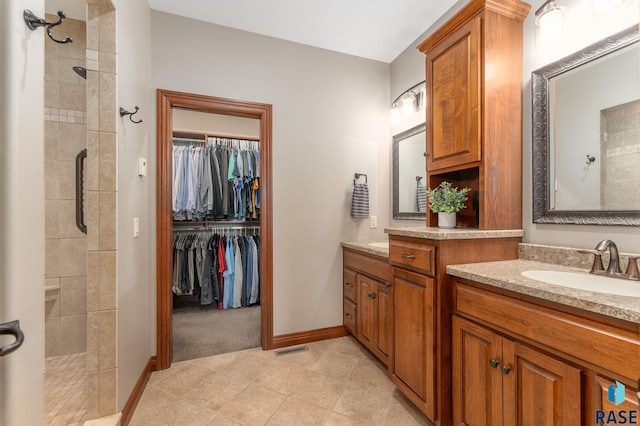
[426,181,472,228]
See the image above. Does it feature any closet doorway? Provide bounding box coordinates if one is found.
[156,89,273,370]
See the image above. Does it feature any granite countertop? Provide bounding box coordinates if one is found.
[447,259,640,323]
[385,226,524,240]
[341,241,389,258]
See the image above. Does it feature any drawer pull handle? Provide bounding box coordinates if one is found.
[501,365,511,375]
[384,282,391,288]
[489,359,500,369]
[368,293,377,299]
[345,282,353,288]
[345,313,353,320]
[401,253,416,260]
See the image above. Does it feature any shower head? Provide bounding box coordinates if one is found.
[72,66,87,80]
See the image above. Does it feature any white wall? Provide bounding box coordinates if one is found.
[111,0,153,411]
[150,11,390,336]
[0,0,45,424]
[390,0,640,253]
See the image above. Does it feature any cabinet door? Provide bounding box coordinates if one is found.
[375,280,391,362]
[592,375,639,424]
[357,275,375,351]
[502,340,582,426]
[453,316,503,426]
[392,267,435,419]
[426,17,481,171]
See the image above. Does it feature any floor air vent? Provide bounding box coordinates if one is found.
[274,345,309,357]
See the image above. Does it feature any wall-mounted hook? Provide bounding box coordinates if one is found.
[23,10,73,44]
[120,106,143,124]
[586,154,596,165]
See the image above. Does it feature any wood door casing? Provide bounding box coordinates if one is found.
[156,89,273,370]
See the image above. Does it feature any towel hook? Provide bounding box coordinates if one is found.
[23,10,73,44]
[354,173,367,184]
[119,106,143,124]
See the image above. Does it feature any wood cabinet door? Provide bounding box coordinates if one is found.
[392,267,435,419]
[357,275,375,351]
[592,375,639,425]
[375,280,391,362]
[502,340,582,426]
[452,316,503,426]
[426,16,481,171]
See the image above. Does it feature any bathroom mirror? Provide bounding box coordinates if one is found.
[393,123,426,220]
[532,25,640,226]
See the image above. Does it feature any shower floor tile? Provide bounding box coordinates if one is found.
[45,352,87,426]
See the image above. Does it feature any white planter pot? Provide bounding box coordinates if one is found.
[438,212,456,229]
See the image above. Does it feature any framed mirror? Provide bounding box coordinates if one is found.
[393,123,426,220]
[532,25,640,226]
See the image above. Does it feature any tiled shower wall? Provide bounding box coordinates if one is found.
[44,16,88,358]
[600,99,640,210]
[85,0,118,419]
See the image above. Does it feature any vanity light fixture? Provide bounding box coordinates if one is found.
[390,81,426,124]
[535,0,566,49]
[593,0,624,12]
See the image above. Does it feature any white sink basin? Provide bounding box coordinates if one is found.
[368,242,389,249]
[521,270,640,298]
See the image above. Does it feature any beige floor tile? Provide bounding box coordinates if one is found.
[252,359,307,395]
[382,391,433,426]
[321,336,372,360]
[187,371,249,412]
[128,386,174,421]
[309,350,359,379]
[218,353,275,385]
[218,384,286,426]
[290,370,347,410]
[136,398,217,425]
[152,364,218,398]
[204,414,244,425]
[145,360,190,387]
[266,397,331,425]
[334,382,394,425]
[189,350,248,373]
[349,358,395,392]
[324,412,373,425]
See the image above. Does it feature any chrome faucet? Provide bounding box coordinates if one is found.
[594,239,622,274]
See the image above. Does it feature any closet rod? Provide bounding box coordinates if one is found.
[172,137,206,144]
[173,225,260,232]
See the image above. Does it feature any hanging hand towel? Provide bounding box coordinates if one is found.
[351,183,370,218]
[416,185,427,213]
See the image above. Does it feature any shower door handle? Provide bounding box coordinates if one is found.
[75,149,87,234]
[0,320,25,357]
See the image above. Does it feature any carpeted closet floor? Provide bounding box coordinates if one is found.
[172,304,261,362]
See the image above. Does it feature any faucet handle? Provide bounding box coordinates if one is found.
[578,249,605,273]
[625,257,640,279]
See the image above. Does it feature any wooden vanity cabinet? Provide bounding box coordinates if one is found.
[343,249,391,365]
[453,279,640,426]
[388,234,520,425]
[418,0,530,230]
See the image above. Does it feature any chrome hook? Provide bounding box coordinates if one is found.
[586,154,596,165]
[119,106,143,124]
[23,10,73,44]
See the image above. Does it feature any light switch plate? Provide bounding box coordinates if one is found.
[138,157,147,176]
[370,215,378,229]
[133,217,140,237]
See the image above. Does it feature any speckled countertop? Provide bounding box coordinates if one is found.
[447,260,640,323]
[384,226,524,240]
[341,241,389,258]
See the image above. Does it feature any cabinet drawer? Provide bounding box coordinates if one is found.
[389,238,436,276]
[343,268,357,302]
[343,298,357,335]
[344,250,390,282]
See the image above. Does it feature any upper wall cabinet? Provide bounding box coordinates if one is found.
[418,0,531,230]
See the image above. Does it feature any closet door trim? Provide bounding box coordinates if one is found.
[156,89,273,370]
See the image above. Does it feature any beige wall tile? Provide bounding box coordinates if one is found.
[59,199,87,239]
[87,191,100,251]
[99,132,116,191]
[87,131,100,191]
[45,80,59,108]
[98,9,116,54]
[99,251,116,310]
[45,121,60,160]
[60,276,88,316]
[45,159,60,200]
[45,54,59,82]
[98,368,117,417]
[99,72,116,132]
[60,313,88,354]
[45,239,61,278]
[87,372,99,419]
[100,52,116,74]
[87,6,99,51]
[45,278,60,319]
[87,311,100,373]
[99,310,116,370]
[99,192,116,251]
[87,70,100,131]
[45,200,59,240]
[59,57,83,85]
[59,160,76,200]
[45,316,61,357]
[59,83,87,111]
[59,238,88,276]
[87,252,100,312]
[58,122,87,161]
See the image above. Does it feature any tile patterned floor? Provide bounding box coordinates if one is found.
[45,352,88,426]
[131,336,433,425]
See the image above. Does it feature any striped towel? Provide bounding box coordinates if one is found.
[416,185,427,213]
[351,183,370,218]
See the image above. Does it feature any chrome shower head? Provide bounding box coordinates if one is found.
[72,66,86,80]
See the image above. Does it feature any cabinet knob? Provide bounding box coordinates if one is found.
[501,365,511,375]
[368,293,377,299]
[400,253,416,260]
[424,152,429,157]
[345,282,353,288]
[345,313,353,320]
[384,282,391,288]
[489,359,500,369]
